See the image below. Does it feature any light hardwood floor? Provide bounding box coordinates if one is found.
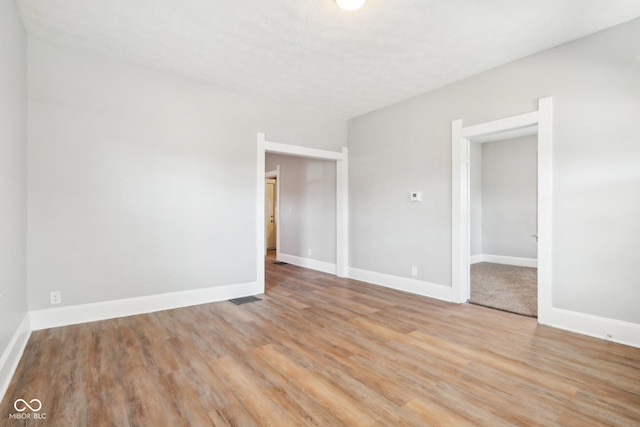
[2,260,639,426]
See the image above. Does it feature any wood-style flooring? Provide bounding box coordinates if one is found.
[1,260,639,426]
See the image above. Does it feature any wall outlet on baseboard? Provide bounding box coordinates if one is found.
[411,266,418,277]
[50,290,62,305]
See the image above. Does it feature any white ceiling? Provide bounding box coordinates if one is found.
[16,0,640,120]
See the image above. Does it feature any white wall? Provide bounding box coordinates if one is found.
[349,18,640,324]
[470,142,482,256]
[0,0,28,366]
[481,136,537,259]
[265,154,336,264]
[27,39,346,310]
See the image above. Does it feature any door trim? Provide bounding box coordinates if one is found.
[256,133,348,292]
[451,97,553,323]
[265,167,280,257]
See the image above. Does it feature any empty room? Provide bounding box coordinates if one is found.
[1,0,640,425]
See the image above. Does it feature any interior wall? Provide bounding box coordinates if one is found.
[348,18,640,323]
[27,39,346,311]
[470,142,482,256]
[481,136,537,259]
[265,154,336,264]
[0,0,28,358]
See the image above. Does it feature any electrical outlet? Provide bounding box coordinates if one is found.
[411,266,418,277]
[50,291,62,305]
[308,249,312,256]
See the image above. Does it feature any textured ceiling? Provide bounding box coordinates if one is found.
[16,0,640,119]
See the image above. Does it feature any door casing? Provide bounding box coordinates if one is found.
[256,133,348,293]
[265,168,279,254]
[451,97,553,323]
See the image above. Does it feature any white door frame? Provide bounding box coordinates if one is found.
[256,133,349,292]
[451,97,553,323]
[265,166,280,257]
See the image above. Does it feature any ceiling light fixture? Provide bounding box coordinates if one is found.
[335,0,366,11]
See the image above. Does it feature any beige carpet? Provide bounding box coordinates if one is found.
[470,262,537,317]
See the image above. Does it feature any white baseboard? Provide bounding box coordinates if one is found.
[348,267,452,302]
[0,314,31,403]
[277,253,336,275]
[542,307,640,349]
[29,281,261,331]
[470,254,484,264]
[472,254,537,268]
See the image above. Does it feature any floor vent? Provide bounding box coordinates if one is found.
[273,261,288,265]
[229,296,262,305]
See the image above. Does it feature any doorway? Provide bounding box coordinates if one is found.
[256,133,348,294]
[265,167,279,260]
[468,135,538,317]
[265,177,277,258]
[265,178,277,249]
[451,97,553,323]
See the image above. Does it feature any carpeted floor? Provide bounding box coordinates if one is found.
[470,262,537,317]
